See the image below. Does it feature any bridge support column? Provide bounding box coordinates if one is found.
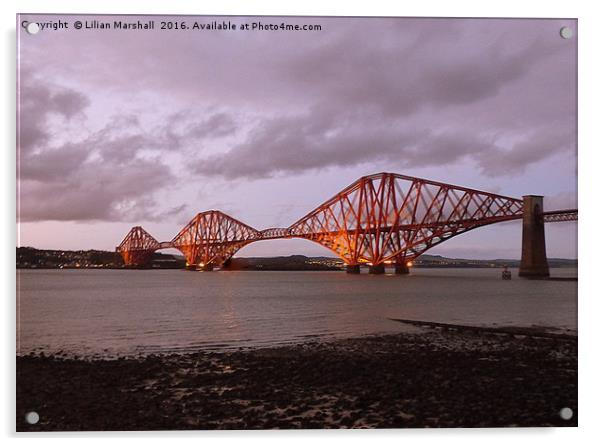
[346,264,360,274]
[369,264,385,274]
[200,263,214,272]
[519,195,549,279]
[395,261,410,275]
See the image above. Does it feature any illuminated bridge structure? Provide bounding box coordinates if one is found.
[116,173,577,277]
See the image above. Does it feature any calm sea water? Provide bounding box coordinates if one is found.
[17,268,577,357]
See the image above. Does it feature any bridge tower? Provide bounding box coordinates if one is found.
[519,195,550,278]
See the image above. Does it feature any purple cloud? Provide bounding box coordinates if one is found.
[17,16,576,236]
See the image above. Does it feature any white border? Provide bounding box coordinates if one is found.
[3,1,601,445]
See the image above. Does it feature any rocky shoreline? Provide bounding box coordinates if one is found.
[16,327,577,431]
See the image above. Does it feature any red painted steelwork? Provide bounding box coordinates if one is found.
[115,173,576,268]
[116,226,160,266]
[542,209,577,223]
[288,173,523,265]
[171,210,259,268]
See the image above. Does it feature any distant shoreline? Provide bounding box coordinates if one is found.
[16,246,578,271]
[16,264,579,271]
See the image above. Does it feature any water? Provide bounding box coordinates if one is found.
[17,268,577,357]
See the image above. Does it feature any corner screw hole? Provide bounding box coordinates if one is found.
[25,411,39,424]
[559,407,573,420]
[559,27,573,39]
[26,22,40,35]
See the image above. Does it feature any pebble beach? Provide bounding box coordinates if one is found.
[16,325,577,431]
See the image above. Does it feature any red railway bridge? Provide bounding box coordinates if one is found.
[117,173,577,278]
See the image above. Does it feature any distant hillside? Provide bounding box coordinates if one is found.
[226,255,342,271]
[16,247,184,269]
[415,254,577,268]
[16,247,577,270]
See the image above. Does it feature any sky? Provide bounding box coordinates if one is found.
[17,15,577,259]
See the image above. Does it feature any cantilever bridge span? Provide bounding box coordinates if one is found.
[116,173,577,277]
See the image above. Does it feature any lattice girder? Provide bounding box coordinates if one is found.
[171,210,260,267]
[114,173,575,269]
[116,226,161,266]
[288,173,523,265]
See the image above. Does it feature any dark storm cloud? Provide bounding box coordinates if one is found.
[476,125,575,177]
[17,75,187,222]
[20,159,174,221]
[280,21,554,116]
[191,110,568,180]
[152,110,239,153]
[17,73,240,222]
[18,17,576,226]
[186,113,237,139]
[191,109,426,179]
[184,19,574,179]
[20,143,91,182]
[18,73,89,153]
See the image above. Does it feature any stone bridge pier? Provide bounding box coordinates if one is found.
[519,195,550,278]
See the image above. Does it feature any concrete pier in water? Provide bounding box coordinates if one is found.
[395,262,410,275]
[368,264,385,274]
[346,264,360,274]
[519,195,550,278]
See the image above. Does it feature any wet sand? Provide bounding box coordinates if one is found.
[16,327,577,431]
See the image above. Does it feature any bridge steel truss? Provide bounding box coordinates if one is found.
[288,173,524,267]
[170,211,261,269]
[542,209,578,223]
[116,172,576,270]
[116,226,160,266]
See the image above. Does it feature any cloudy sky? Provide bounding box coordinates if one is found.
[17,15,577,259]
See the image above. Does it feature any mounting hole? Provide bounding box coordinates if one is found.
[26,22,40,35]
[25,411,39,424]
[559,407,573,420]
[559,26,573,39]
